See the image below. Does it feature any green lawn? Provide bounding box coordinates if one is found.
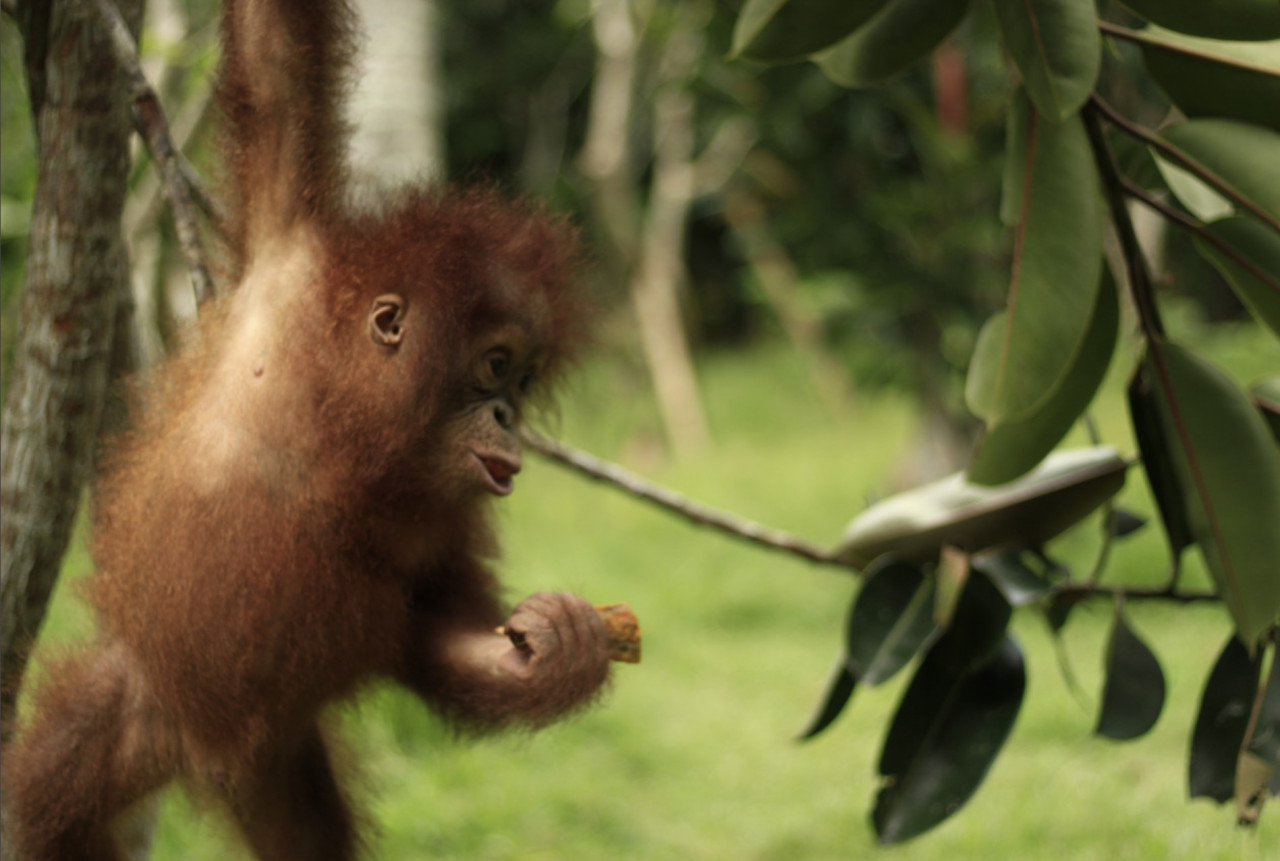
[28,318,1280,859]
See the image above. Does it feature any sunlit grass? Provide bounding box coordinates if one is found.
[27,320,1280,859]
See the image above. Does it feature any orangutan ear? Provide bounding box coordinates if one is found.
[369,294,407,347]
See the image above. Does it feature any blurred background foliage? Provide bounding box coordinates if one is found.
[6,0,1252,451]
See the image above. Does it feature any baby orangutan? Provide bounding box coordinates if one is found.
[3,1,613,858]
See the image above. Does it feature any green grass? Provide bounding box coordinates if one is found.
[27,319,1280,859]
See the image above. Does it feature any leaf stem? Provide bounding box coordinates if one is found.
[1081,104,1165,339]
[1091,95,1280,237]
[1098,20,1280,79]
[1118,176,1280,295]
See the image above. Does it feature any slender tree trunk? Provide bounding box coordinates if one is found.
[347,0,445,186]
[630,18,710,453]
[721,188,855,415]
[581,0,710,455]
[1,0,142,732]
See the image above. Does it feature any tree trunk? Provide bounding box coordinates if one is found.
[581,0,710,455]
[347,0,445,186]
[631,26,710,453]
[1,0,142,731]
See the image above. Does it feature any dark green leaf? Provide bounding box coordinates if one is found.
[847,557,937,685]
[1163,120,1280,223]
[1194,217,1280,339]
[1252,378,1280,442]
[797,660,858,741]
[838,447,1128,567]
[1118,0,1280,41]
[1140,28,1280,133]
[1095,611,1166,740]
[798,559,937,740]
[1128,367,1194,556]
[731,0,893,63]
[1154,153,1233,222]
[968,265,1118,485]
[992,0,1100,121]
[1107,507,1148,539]
[1147,343,1280,647]
[972,551,1052,606]
[968,95,1103,424]
[814,0,971,87]
[874,636,1026,844]
[1190,637,1261,801]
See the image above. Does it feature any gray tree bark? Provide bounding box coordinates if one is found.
[347,0,445,186]
[1,0,143,734]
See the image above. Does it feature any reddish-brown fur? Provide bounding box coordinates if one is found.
[3,2,609,858]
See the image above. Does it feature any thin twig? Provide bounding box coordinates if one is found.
[1091,95,1280,237]
[1119,176,1280,295]
[521,429,850,569]
[88,0,216,304]
[1082,103,1165,338]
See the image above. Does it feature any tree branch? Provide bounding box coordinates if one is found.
[1091,94,1280,237]
[524,431,1226,610]
[521,429,849,568]
[1082,103,1166,339]
[88,0,217,304]
[1120,176,1280,295]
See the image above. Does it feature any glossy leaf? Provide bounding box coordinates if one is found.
[847,558,937,685]
[815,0,970,87]
[797,661,858,741]
[1118,0,1280,41]
[1194,216,1280,339]
[876,572,1014,775]
[731,0,892,63]
[1095,611,1166,740]
[1146,343,1280,647]
[1127,368,1194,557]
[798,560,937,740]
[972,551,1052,606]
[838,447,1128,567]
[1139,29,1280,133]
[1154,154,1233,222]
[1190,637,1261,802]
[968,266,1117,485]
[968,95,1102,424]
[1163,120,1280,223]
[992,0,1100,121]
[874,636,1026,844]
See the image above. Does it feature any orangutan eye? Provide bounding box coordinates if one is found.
[481,350,511,387]
[517,372,533,394]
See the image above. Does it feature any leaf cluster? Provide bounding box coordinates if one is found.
[731,0,1280,843]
